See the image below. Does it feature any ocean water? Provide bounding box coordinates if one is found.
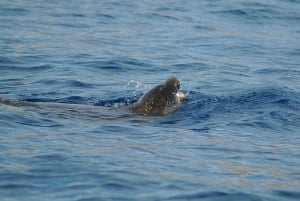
[0,0,300,200]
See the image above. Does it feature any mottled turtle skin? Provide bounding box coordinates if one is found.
[0,97,35,107]
[130,77,185,115]
[0,77,186,116]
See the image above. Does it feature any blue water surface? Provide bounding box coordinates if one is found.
[1,0,300,201]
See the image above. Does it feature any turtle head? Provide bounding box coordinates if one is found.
[165,77,180,93]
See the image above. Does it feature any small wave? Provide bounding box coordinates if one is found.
[193,25,215,31]
[274,190,300,200]
[31,79,59,85]
[212,5,280,22]
[166,88,300,131]
[0,183,39,189]
[0,61,54,72]
[0,7,30,16]
[23,95,138,107]
[254,68,300,76]
[94,96,138,107]
[32,154,67,161]
[95,13,115,19]
[66,80,94,88]
[74,60,127,72]
[54,96,95,105]
[49,12,85,18]
[221,9,248,16]
[209,88,300,113]
[0,56,24,66]
[169,191,263,201]
[147,13,180,21]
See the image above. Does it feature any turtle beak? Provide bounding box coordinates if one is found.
[176,91,187,101]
